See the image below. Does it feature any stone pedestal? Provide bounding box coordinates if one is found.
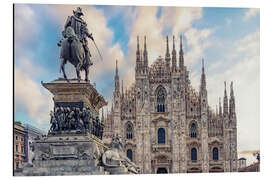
[42,78,107,115]
[18,79,109,176]
[21,134,108,176]
[104,166,131,174]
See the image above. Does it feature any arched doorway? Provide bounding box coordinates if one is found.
[157,168,168,174]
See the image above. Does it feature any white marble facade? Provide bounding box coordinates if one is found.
[103,36,238,174]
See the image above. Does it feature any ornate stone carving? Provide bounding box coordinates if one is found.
[102,136,140,174]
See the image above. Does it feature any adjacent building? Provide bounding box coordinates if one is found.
[103,35,238,173]
[23,124,45,163]
[238,162,259,172]
[14,122,26,170]
[238,157,247,169]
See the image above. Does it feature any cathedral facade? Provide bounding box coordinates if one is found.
[103,35,238,174]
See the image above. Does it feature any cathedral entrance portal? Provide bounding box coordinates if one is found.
[157,168,168,174]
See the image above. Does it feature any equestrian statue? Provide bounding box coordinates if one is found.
[58,7,102,82]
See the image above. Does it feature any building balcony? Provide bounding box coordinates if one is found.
[151,143,171,153]
[209,160,224,166]
[187,160,202,167]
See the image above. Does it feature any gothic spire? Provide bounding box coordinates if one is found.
[137,36,140,51]
[200,58,206,91]
[219,97,222,117]
[115,59,118,76]
[179,34,184,70]
[229,81,235,117]
[136,36,141,68]
[230,81,234,98]
[165,35,171,67]
[143,36,148,67]
[172,35,177,72]
[114,59,119,92]
[223,81,228,115]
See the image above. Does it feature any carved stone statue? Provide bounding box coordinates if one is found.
[58,7,94,82]
[81,107,90,131]
[102,136,139,174]
[49,110,58,132]
[48,104,105,138]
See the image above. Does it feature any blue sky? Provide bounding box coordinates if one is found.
[14,4,259,159]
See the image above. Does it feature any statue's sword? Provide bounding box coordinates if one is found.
[93,40,103,61]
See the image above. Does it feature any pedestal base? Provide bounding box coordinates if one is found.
[18,134,108,176]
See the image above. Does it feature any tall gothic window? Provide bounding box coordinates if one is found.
[158,128,166,144]
[191,148,197,161]
[127,149,133,161]
[156,87,166,112]
[126,123,133,139]
[190,122,197,138]
[213,147,219,160]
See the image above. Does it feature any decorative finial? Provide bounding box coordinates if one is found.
[230,81,234,97]
[180,34,183,49]
[173,35,175,49]
[137,36,139,49]
[115,59,118,75]
[144,36,147,49]
[202,58,204,69]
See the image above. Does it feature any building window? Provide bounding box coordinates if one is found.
[16,144,18,152]
[126,123,133,139]
[127,149,133,161]
[16,162,19,169]
[15,136,18,140]
[21,146,24,153]
[21,137,24,142]
[191,148,197,161]
[190,122,197,138]
[213,147,219,160]
[158,128,166,144]
[156,87,166,112]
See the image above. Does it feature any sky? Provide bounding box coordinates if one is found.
[14,4,259,164]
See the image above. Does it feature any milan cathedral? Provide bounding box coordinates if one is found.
[103,35,238,174]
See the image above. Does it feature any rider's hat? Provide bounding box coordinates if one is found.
[73,7,84,16]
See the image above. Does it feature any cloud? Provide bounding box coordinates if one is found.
[185,28,213,66]
[46,5,125,82]
[14,4,41,59]
[244,8,259,21]
[14,67,53,125]
[160,7,202,35]
[120,6,210,88]
[16,58,46,77]
[14,4,52,128]
[14,4,38,43]
[190,30,260,152]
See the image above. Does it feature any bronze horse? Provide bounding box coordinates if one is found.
[59,26,90,82]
